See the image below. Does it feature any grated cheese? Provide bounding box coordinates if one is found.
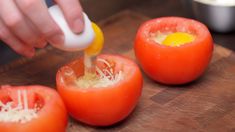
[150,31,172,44]
[75,54,123,88]
[0,90,38,123]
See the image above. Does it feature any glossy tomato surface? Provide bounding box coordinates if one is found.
[56,54,143,126]
[134,17,213,85]
[0,85,67,132]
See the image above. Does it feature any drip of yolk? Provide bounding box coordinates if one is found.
[162,32,195,47]
[85,22,104,56]
[81,23,123,88]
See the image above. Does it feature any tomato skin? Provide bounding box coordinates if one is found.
[0,85,68,132]
[56,54,143,126]
[134,17,213,85]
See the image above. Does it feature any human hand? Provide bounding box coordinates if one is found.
[0,0,84,57]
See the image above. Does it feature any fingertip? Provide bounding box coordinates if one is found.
[55,0,85,33]
[35,39,48,48]
[72,17,84,33]
[25,48,35,58]
[40,41,48,48]
[48,34,64,46]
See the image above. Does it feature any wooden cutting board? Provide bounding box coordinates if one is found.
[0,10,235,132]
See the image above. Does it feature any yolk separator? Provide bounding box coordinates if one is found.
[48,5,102,53]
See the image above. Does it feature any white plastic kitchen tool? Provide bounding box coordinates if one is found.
[48,5,95,51]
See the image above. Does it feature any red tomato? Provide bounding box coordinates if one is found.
[56,54,143,126]
[0,85,67,132]
[134,17,213,85]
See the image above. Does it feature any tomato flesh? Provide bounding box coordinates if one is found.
[56,54,143,126]
[0,85,67,132]
[134,17,213,85]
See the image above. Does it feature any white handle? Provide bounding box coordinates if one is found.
[48,5,95,51]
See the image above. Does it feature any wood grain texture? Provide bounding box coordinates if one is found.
[0,10,235,132]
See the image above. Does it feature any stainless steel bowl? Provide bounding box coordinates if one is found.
[192,0,235,33]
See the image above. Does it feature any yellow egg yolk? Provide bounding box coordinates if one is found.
[162,32,195,47]
[85,23,104,56]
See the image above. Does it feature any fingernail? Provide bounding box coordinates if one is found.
[50,34,64,45]
[72,19,84,33]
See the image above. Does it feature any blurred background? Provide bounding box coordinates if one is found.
[1,0,235,65]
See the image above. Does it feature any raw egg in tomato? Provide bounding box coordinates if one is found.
[134,17,213,85]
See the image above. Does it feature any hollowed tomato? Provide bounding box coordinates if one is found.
[134,17,213,85]
[56,54,143,126]
[0,85,67,132]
